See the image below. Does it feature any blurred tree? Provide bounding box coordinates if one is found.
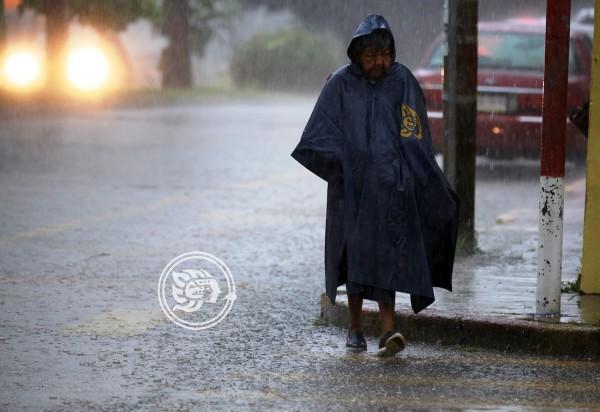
[0,0,5,50]
[43,0,67,92]
[231,28,342,91]
[238,0,445,70]
[18,0,159,92]
[160,0,191,88]
[188,0,238,56]
[19,0,238,90]
[160,0,238,89]
[19,0,160,32]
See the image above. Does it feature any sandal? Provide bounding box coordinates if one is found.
[376,330,405,357]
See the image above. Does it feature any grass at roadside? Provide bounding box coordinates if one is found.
[0,86,318,116]
[110,85,270,108]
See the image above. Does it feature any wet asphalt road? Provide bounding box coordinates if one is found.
[0,96,598,411]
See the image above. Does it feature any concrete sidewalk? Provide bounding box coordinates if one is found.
[320,176,600,359]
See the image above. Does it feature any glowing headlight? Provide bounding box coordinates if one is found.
[66,47,110,91]
[2,50,42,88]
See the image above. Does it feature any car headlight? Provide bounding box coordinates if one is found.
[66,47,110,91]
[1,48,43,91]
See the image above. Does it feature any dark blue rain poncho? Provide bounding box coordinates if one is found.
[291,15,459,314]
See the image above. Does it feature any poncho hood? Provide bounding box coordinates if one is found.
[346,14,397,63]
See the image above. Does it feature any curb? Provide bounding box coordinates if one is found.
[320,293,600,359]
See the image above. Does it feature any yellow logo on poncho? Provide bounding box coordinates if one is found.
[400,104,423,139]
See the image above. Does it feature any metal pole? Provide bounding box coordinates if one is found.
[536,0,571,315]
[443,0,478,254]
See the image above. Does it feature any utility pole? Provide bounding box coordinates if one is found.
[443,0,478,254]
[536,0,571,316]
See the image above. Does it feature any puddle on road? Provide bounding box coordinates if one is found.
[65,308,166,337]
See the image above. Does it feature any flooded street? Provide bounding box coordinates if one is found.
[0,97,598,411]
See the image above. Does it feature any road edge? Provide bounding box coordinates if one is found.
[320,292,600,359]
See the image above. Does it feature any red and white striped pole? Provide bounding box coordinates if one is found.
[537,0,571,316]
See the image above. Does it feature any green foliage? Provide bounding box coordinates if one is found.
[18,0,160,32]
[186,0,239,57]
[230,27,343,91]
[561,272,582,293]
[20,0,238,58]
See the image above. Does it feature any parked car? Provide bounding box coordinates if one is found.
[574,7,594,26]
[414,17,592,158]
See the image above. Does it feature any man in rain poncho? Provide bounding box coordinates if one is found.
[291,14,459,356]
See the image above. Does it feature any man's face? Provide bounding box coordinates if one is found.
[358,47,392,81]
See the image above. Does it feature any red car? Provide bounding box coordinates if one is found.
[414,18,592,158]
